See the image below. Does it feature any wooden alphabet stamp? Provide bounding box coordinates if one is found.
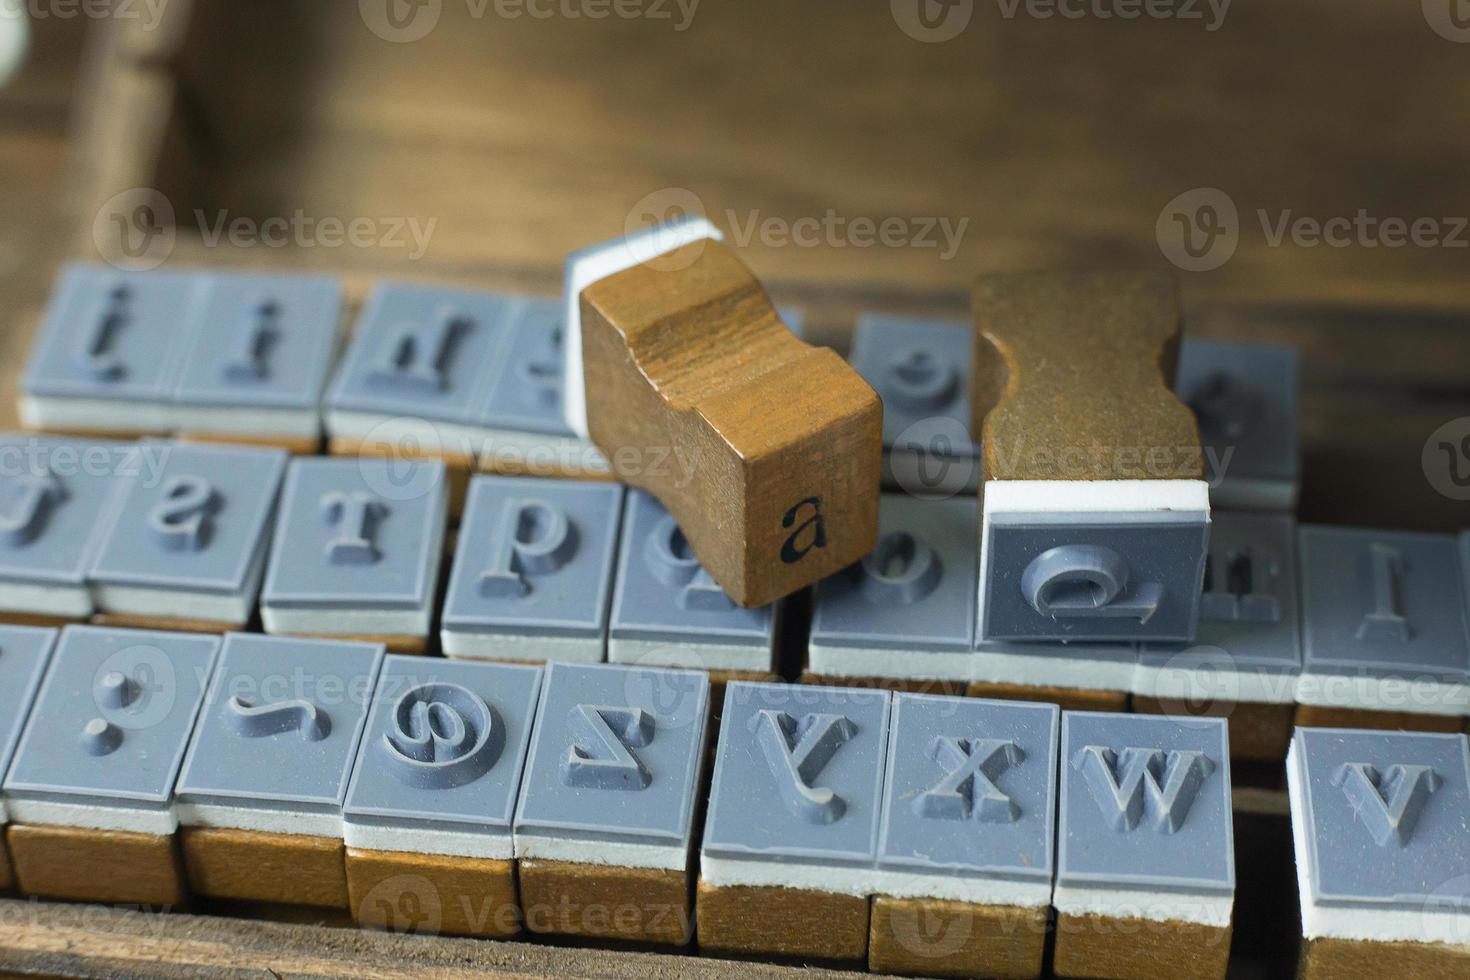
[565,222,881,608]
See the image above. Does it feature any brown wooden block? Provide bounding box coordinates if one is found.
[1134,696,1295,761]
[1297,935,1470,979]
[345,848,518,939]
[476,444,615,483]
[800,673,967,698]
[519,858,690,945]
[266,631,428,656]
[965,680,1128,713]
[971,271,1201,482]
[696,879,869,965]
[1053,911,1232,980]
[176,431,324,455]
[579,240,881,608]
[0,611,80,629]
[329,436,472,518]
[181,827,347,909]
[1294,704,1463,735]
[7,824,186,906]
[868,896,1047,980]
[90,612,247,634]
[0,833,13,892]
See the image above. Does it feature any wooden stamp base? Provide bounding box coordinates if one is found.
[966,681,1128,713]
[868,895,1047,979]
[518,859,690,945]
[7,824,186,906]
[696,879,869,965]
[1293,705,1464,735]
[266,631,428,655]
[800,673,968,698]
[1133,697,1295,761]
[1298,935,1470,979]
[0,611,81,629]
[177,432,323,455]
[1053,911,1232,980]
[181,827,347,909]
[345,848,518,939]
[0,832,13,892]
[91,612,248,635]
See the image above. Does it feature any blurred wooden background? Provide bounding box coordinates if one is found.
[2,0,1468,529]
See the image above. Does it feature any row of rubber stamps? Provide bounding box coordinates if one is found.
[1,434,1465,752]
[19,264,1297,505]
[0,626,1465,978]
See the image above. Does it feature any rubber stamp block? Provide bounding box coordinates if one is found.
[88,442,288,631]
[20,264,203,436]
[569,221,882,608]
[175,633,383,908]
[608,490,776,672]
[476,297,610,481]
[0,435,140,623]
[0,625,56,892]
[1135,513,1302,760]
[973,272,1209,643]
[1054,711,1234,980]
[1289,729,1470,978]
[172,272,343,452]
[1177,339,1300,512]
[514,662,709,944]
[700,681,890,964]
[344,656,541,937]
[3,625,218,905]
[1297,527,1470,732]
[261,457,448,653]
[868,694,1058,979]
[808,495,976,686]
[442,476,622,663]
[848,314,980,497]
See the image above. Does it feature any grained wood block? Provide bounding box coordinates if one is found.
[800,673,967,698]
[579,240,881,608]
[1134,695,1295,761]
[7,824,186,907]
[182,827,348,909]
[868,896,1047,980]
[519,858,690,945]
[972,271,1201,482]
[90,612,247,634]
[0,833,13,893]
[266,631,428,656]
[177,432,324,455]
[1294,705,1463,735]
[1298,936,1470,979]
[345,848,518,939]
[696,879,869,965]
[1053,912,1231,980]
[965,680,1128,714]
